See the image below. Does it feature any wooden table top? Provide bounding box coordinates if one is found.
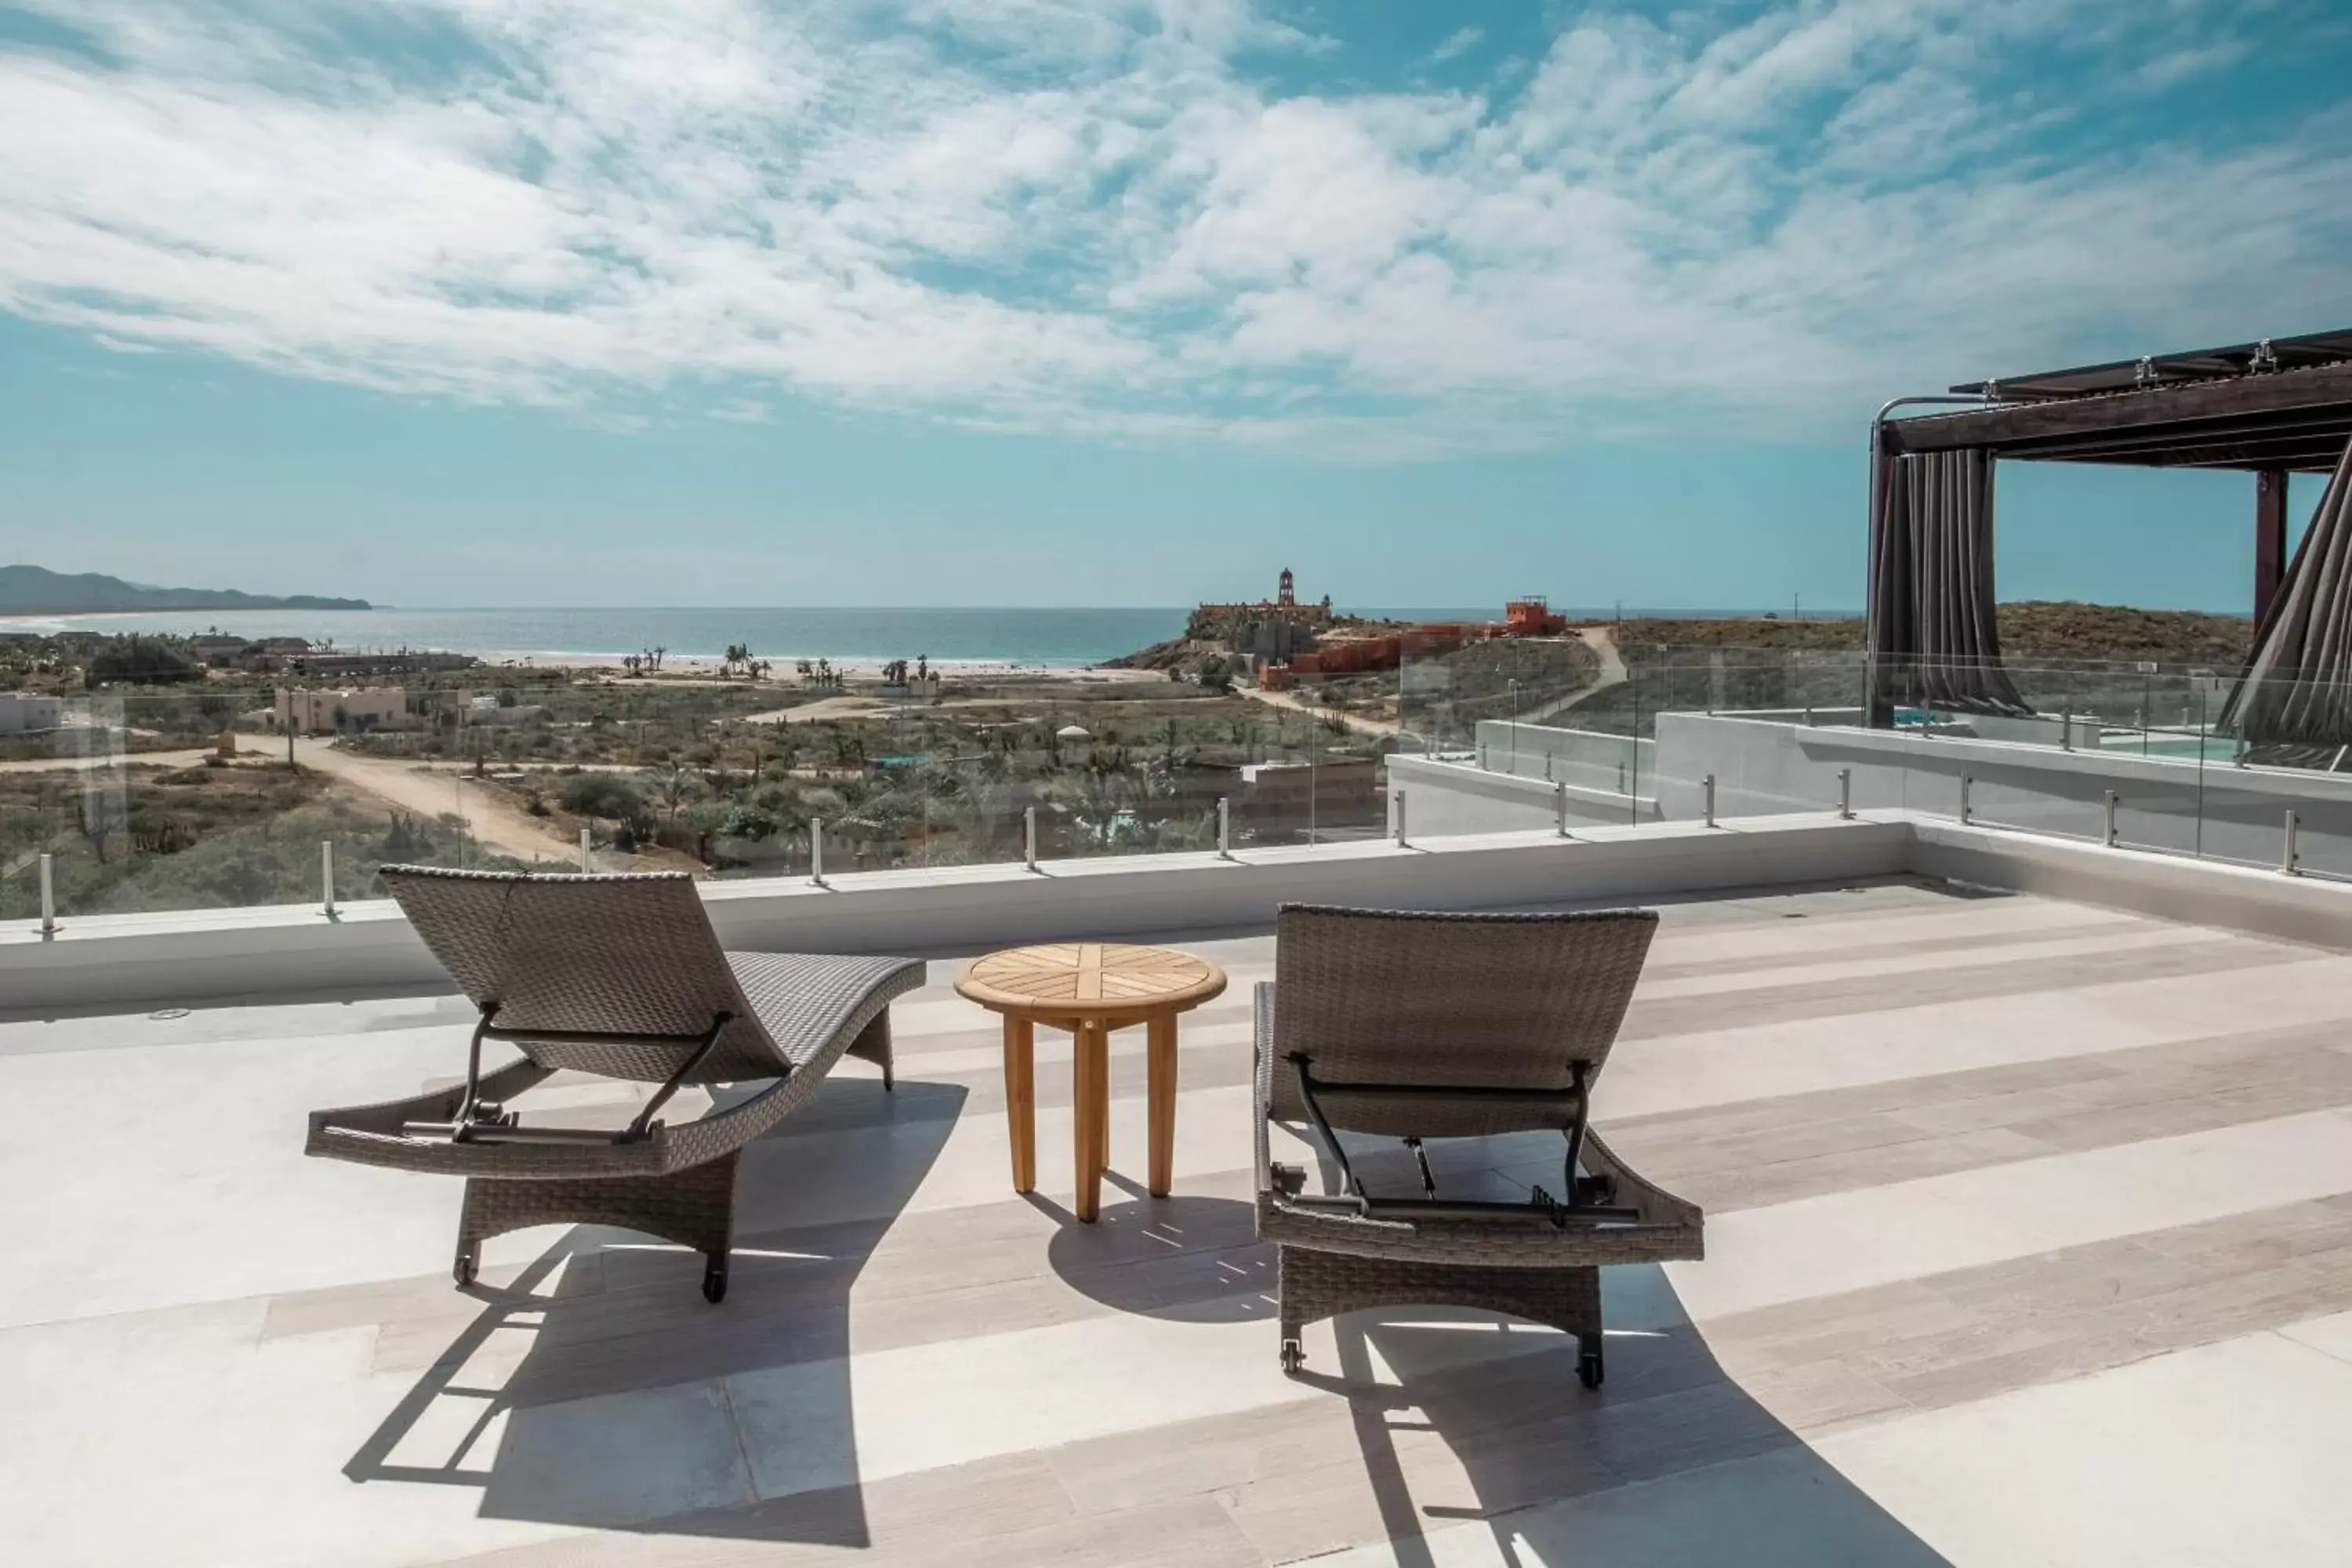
[954,942,1228,1021]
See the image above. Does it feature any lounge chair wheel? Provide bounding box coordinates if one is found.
[702,1258,728,1305]
[1577,1337,1604,1390]
[453,1250,477,1289]
[1279,1338,1305,1376]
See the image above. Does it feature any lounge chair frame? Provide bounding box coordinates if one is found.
[305,867,920,1303]
[1254,904,1702,1387]
[401,1004,736,1147]
[1279,1057,1639,1226]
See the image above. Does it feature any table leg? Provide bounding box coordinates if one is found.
[1074,1018,1108,1222]
[1002,1014,1035,1193]
[1148,1011,1178,1199]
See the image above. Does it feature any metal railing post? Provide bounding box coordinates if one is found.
[1218,797,1232,858]
[1959,774,1973,826]
[2103,791,2120,847]
[1025,805,1038,871]
[1555,780,1570,837]
[810,818,826,886]
[1838,768,1853,820]
[321,840,336,916]
[2284,809,2301,876]
[578,826,592,872]
[1702,774,1716,828]
[1394,789,1408,848]
[2060,710,2073,752]
[39,852,55,935]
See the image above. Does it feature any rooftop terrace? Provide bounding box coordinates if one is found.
[11,869,2352,1566]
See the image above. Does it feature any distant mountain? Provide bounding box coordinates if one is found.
[0,564,370,614]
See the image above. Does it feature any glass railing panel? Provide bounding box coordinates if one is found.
[2185,772,2293,873]
[1224,736,1305,848]
[1276,671,1388,844]
[2278,778,2352,881]
[42,641,2329,913]
[2209,677,2352,880]
[0,731,78,921]
[1957,763,2108,842]
[37,688,314,914]
[1635,662,1854,822]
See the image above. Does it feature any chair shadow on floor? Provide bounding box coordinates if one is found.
[1050,1185,1950,1568]
[341,1073,967,1548]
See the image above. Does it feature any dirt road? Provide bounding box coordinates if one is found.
[0,739,579,864]
[287,739,583,864]
[1516,626,1626,723]
[1237,684,1399,739]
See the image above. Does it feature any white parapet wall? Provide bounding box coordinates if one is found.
[1421,710,2352,875]
[1651,711,2352,871]
[1469,721,1655,796]
[14,808,2352,1015]
[1387,752,1660,837]
[2,816,1900,1014]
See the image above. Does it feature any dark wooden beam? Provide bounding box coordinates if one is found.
[1886,360,2352,456]
[2013,431,2352,472]
[2256,470,2288,627]
[1969,403,2352,461]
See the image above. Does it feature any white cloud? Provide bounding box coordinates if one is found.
[0,0,2343,456]
[1432,27,1483,64]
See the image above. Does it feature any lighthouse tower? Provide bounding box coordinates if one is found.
[1277,567,1297,610]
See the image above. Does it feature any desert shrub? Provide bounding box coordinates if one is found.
[560,772,645,821]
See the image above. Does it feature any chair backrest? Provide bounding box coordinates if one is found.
[1269,904,1657,1138]
[381,866,783,1083]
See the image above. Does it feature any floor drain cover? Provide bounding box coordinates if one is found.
[148,1007,191,1020]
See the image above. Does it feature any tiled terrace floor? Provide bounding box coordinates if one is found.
[10,878,2352,1565]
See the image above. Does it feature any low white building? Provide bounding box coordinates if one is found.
[464,694,547,727]
[0,692,62,733]
[274,687,407,735]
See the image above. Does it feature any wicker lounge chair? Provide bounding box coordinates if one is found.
[1254,905,1702,1387]
[306,866,922,1303]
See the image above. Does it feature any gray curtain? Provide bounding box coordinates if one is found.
[2219,436,2352,748]
[1865,446,2030,720]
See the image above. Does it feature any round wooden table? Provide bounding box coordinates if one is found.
[954,943,1227,1221]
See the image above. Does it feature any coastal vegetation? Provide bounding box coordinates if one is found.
[1,648,1388,915]
[0,764,522,920]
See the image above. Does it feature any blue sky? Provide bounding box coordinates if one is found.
[1,0,2347,611]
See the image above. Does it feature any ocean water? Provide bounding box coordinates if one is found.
[4,604,1858,666]
[5,607,1198,666]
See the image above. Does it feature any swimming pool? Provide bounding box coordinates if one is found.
[2103,734,2241,762]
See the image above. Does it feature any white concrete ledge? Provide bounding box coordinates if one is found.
[1905,814,2352,951]
[9,810,2352,1016]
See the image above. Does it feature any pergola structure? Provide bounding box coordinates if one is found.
[1867,328,2352,730]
